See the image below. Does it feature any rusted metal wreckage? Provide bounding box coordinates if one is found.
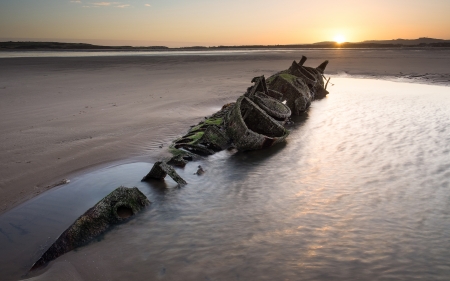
[143,56,330,184]
[29,56,329,271]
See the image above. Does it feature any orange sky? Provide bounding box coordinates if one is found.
[1,0,449,47]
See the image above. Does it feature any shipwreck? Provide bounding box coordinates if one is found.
[142,56,330,183]
[29,56,329,272]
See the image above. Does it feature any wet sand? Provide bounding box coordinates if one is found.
[1,48,450,214]
[3,77,450,281]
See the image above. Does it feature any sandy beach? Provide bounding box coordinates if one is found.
[1,48,450,215]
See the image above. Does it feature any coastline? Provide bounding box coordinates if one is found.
[1,49,450,215]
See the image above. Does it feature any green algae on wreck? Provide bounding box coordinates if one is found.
[184,131,205,144]
[279,73,299,84]
[172,104,233,156]
[266,58,330,115]
[30,186,150,270]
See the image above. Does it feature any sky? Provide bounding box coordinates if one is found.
[1,0,450,47]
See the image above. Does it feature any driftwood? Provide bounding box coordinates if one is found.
[31,186,150,270]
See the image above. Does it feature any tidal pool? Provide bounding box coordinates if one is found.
[1,77,450,281]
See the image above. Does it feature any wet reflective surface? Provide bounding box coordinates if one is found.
[0,49,298,58]
[1,78,450,280]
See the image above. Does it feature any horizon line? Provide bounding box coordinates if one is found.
[1,37,450,48]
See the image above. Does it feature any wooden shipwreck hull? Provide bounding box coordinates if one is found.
[31,187,150,270]
[171,103,233,156]
[143,56,330,183]
[266,57,330,115]
[225,95,289,151]
[252,91,291,120]
[266,73,312,115]
[287,58,329,99]
[27,57,332,275]
[245,76,292,121]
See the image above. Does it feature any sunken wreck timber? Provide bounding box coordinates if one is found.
[225,95,290,150]
[31,187,150,270]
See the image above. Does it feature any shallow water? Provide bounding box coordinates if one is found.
[0,49,295,58]
[1,78,450,280]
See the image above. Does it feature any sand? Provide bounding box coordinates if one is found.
[1,49,450,214]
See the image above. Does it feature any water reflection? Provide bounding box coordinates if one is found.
[0,49,295,59]
[1,78,450,280]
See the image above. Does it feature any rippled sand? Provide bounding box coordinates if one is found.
[1,78,449,281]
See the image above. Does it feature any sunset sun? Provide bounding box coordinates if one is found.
[334,35,346,44]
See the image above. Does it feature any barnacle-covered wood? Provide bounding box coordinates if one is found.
[142,161,187,185]
[167,154,189,167]
[252,92,291,120]
[287,59,329,99]
[202,125,229,151]
[225,95,289,151]
[266,57,329,115]
[31,186,150,270]
[244,76,292,121]
[266,73,312,115]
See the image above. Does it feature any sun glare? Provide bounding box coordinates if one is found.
[334,35,346,44]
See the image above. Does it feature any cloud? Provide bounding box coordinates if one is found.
[144,4,151,7]
[82,2,130,8]
[70,0,82,3]
[92,2,112,6]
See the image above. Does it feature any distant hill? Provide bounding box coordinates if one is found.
[312,41,335,45]
[361,37,450,45]
[312,37,450,46]
[1,38,450,50]
[0,41,169,50]
[310,37,450,48]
